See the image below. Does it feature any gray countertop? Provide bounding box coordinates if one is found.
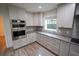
[38,32,71,43]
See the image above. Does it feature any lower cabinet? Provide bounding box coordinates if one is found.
[37,33,60,55]
[37,33,71,56]
[13,33,36,49]
[59,41,70,56]
[13,38,27,49]
[27,33,36,43]
[69,44,79,56]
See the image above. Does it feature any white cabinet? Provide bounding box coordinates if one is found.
[31,33,36,42]
[25,13,43,26]
[13,38,27,49]
[69,44,79,56]
[8,6,26,21]
[27,33,36,43]
[8,6,43,26]
[17,8,26,20]
[57,3,75,28]
[8,6,18,20]
[44,36,60,55]
[33,13,43,26]
[59,41,70,56]
[26,13,33,26]
[37,33,60,55]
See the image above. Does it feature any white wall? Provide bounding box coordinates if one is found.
[0,4,13,48]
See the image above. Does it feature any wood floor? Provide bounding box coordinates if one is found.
[4,42,55,56]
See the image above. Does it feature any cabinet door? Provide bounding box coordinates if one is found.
[57,3,75,28]
[37,34,46,45]
[44,36,60,54]
[57,5,64,27]
[27,34,32,43]
[27,33,36,44]
[8,6,18,20]
[13,38,28,49]
[17,8,26,20]
[31,33,36,42]
[29,33,36,42]
[69,44,79,56]
[33,13,43,26]
[37,33,60,55]
[59,41,70,56]
[26,13,33,26]
[17,8,23,20]
[33,13,40,26]
[36,33,42,42]
[9,6,26,21]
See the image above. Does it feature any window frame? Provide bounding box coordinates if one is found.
[44,16,57,32]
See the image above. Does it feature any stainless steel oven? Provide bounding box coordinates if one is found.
[12,19,26,40]
[13,30,26,40]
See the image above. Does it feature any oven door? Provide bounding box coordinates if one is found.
[18,30,26,36]
[13,31,19,40]
[13,30,26,40]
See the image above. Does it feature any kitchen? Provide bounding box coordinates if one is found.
[0,3,79,56]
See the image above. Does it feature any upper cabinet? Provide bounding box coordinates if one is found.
[33,13,43,26]
[8,5,26,20]
[17,8,26,20]
[8,6,18,20]
[8,5,43,26]
[26,12,34,26]
[57,3,76,28]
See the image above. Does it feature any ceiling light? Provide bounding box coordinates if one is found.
[38,6,42,9]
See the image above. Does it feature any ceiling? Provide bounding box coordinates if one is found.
[10,3,59,13]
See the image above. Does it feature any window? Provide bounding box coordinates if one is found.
[44,17,57,31]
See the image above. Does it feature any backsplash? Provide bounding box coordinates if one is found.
[42,28,72,37]
[26,26,43,33]
[26,26,72,37]
[57,28,72,37]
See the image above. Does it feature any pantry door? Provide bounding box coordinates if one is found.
[0,16,6,55]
